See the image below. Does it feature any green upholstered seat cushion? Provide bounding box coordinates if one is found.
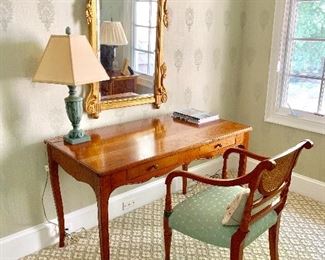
[169,185,278,248]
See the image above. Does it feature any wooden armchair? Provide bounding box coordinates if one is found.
[164,140,313,260]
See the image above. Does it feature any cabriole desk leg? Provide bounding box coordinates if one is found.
[48,157,65,247]
[95,182,111,260]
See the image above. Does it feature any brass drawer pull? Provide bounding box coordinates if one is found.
[148,164,159,171]
[214,143,222,149]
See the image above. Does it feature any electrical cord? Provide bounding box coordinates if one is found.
[41,167,59,227]
[41,166,72,240]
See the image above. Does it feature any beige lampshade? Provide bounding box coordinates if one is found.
[33,35,109,85]
[100,21,128,46]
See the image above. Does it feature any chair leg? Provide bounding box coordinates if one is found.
[230,231,246,260]
[269,217,281,260]
[230,243,244,260]
[164,217,172,260]
[182,164,189,194]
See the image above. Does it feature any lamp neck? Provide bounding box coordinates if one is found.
[68,85,77,96]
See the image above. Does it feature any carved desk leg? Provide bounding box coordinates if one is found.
[182,163,189,194]
[95,177,112,260]
[47,150,65,247]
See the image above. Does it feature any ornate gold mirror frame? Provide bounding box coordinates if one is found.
[85,0,168,118]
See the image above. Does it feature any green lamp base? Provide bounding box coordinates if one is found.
[64,133,91,144]
[64,85,91,145]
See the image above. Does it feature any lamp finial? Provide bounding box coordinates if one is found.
[65,26,71,36]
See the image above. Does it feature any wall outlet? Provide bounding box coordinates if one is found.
[122,199,136,211]
[48,224,59,237]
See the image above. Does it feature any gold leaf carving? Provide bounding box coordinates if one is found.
[160,63,168,103]
[163,0,169,28]
[86,0,93,25]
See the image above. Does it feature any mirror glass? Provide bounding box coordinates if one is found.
[99,0,157,102]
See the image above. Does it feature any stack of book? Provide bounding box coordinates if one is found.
[172,108,219,125]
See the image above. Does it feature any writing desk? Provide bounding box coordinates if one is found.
[45,115,252,260]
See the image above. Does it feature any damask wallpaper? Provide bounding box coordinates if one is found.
[0,0,243,237]
[234,0,324,183]
[0,0,323,240]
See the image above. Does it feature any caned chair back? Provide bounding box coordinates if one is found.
[247,140,313,226]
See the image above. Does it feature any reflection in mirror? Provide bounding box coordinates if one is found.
[99,0,157,102]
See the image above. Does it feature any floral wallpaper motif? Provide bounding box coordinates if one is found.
[205,8,213,31]
[213,48,221,70]
[174,49,183,72]
[0,0,13,31]
[240,11,247,29]
[37,0,55,31]
[259,9,270,31]
[224,10,231,29]
[184,87,192,107]
[185,7,194,32]
[203,84,210,104]
[245,46,256,66]
[229,46,238,66]
[194,48,203,71]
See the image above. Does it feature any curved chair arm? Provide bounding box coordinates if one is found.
[222,147,269,178]
[223,147,269,161]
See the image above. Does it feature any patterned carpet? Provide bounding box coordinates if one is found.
[24,184,325,260]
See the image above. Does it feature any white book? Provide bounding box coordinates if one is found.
[172,108,219,125]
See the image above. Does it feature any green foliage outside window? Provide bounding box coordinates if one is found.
[291,0,325,77]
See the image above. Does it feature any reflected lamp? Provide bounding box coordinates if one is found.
[100,21,128,71]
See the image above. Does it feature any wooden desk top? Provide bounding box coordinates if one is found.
[46,115,252,176]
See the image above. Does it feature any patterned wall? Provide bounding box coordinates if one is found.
[233,0,324,182]
[0,0,243,237]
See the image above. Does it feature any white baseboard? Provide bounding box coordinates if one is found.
[289,173,325,203]
[0,159,221,260]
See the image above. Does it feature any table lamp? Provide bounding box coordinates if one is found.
[32,27,109,144]
[100,21,128,71]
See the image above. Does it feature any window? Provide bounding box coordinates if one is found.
[132,0,157,77]
[265,0,325,134]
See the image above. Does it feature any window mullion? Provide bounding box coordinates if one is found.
[317,58,325,114]
[281,0,298,109]
[147,0,152,75]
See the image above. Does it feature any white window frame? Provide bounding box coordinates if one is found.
[131,0,156,78]
[265,0,325,135]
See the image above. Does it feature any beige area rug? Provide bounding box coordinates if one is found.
[23,184,325,260]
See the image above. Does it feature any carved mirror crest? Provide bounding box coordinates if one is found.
[85,0,168,118]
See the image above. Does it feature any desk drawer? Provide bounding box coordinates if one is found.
[128,155,179,180]
[200,136,236,155]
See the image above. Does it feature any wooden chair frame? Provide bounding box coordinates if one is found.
[164,140,313,260]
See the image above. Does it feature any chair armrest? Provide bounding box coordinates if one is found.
[222,147,269,178]
[223,147,269,161]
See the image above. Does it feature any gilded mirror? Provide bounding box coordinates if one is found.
[85,0,168,118]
